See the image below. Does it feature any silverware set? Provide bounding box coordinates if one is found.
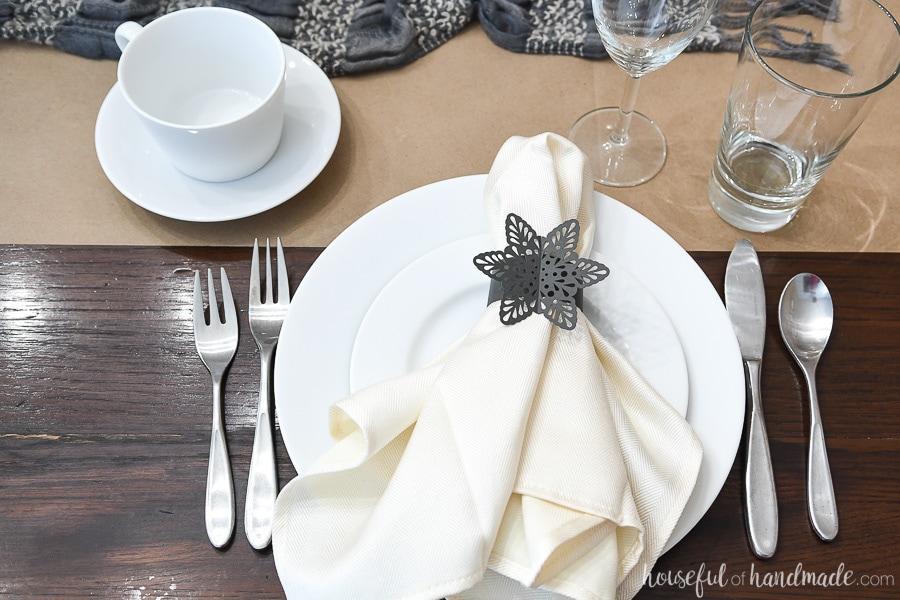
[192,238,290,549]
[725,239,838,560]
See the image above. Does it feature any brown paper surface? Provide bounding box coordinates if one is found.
[2,20,898,252]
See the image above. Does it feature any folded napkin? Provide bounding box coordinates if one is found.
[272,132,702,600]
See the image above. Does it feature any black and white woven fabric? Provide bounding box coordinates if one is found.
[0,0,809,76]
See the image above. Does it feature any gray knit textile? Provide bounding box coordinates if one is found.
[0,0,830,77]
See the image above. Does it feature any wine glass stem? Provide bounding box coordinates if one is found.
[610,74,643,145]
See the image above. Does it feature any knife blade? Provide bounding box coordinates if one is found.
[725,239,778,560]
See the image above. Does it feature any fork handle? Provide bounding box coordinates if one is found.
[206,379,235,548]
[245,347,278,550]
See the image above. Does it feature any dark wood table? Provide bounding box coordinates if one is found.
[1,246,897,598]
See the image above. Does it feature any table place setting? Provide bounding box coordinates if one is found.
[165,130,750,598]
[2,0,900,598]
[1,245,899,598]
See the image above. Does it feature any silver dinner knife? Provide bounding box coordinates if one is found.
[725,239,778,559]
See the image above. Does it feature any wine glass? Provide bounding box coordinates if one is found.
[570,0,718,186]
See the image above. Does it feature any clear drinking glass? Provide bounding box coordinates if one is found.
[570,0,717,187]
[708,0,900,232]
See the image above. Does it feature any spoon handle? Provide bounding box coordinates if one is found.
[805,367,839,541]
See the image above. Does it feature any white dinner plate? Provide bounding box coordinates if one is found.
[274,175,744,554]
[94,45,341,222]
[349,235,689,417]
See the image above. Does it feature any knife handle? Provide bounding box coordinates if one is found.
[744,360,778,559]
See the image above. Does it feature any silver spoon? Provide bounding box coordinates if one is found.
[778,273,838,542]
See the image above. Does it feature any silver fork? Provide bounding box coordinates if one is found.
[245,237,290,549]
[193,268,238,549]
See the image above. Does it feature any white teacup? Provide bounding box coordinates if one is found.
[115,7,286,183]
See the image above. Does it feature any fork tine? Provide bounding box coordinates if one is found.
[250,238,261,305]
[276,237,289,305]
[193,270,204,329]
[264,238,274,304]
[206,268,220,324]
[220,267,237,327]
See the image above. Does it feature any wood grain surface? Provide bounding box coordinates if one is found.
[0,246,897,599]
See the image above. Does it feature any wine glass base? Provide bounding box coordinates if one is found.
[569,107,667,187]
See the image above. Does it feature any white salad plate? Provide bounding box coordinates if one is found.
[349,235,689,417]
[94,45,340,222]
[274,175,744,553]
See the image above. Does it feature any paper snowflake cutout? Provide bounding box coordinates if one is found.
[474,213,610,330]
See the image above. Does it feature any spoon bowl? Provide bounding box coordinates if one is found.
[779,273,838,542]
[780,275,834,364]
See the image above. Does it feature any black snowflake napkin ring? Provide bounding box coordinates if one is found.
[474,213,610,330]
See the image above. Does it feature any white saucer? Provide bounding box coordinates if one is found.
[94,45,341,222]
[349,235,689,416]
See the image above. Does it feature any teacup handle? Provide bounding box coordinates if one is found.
[115,21,144,52]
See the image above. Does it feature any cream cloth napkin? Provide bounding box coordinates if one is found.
[272,132,702,600]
